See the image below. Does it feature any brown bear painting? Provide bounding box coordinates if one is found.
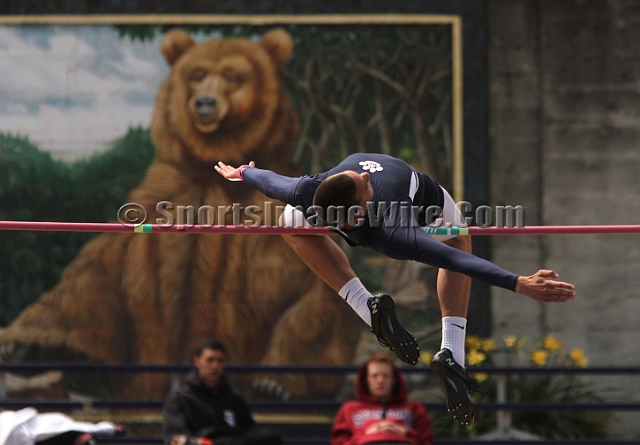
[0,29,360,399]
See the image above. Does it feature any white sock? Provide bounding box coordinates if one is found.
[441,316,467,367]
[338,278,373,326]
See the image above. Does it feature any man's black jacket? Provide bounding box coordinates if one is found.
[162,370,255,444]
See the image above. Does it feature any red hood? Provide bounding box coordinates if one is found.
[355,355,407,404]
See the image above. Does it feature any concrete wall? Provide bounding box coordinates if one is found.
[488,0,640,436]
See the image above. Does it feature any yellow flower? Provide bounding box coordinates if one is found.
[466,335,481,350]
[570,347,584,360]
[570,348,589,367]
[543,335,565,351]
[481,338,497,352]
[474,373,489,382]
[467,349,487,366]
[531,349,549,366]
[574,356,589,368]
[504,335,517,347]
[420,351,433,365]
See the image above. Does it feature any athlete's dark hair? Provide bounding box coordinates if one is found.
[194,339,227,358]
[312,173,360,225]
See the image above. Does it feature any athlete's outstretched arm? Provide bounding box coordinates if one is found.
[216,161,308,206]
[216,160,358,292]
[377,225,576,302]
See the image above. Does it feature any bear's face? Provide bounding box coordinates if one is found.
[176,47,258,134]
[155,29,295,165]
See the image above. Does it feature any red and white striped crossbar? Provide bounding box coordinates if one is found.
[0,221,639,235]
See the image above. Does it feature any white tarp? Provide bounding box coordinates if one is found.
[0,408,118,445]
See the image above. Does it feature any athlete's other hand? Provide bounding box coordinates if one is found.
[214,161,255,180]
[515,270,576,302]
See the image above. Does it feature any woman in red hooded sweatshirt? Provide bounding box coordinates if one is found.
[330,352,433,445]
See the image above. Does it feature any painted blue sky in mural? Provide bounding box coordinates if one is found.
[0,25,169,160]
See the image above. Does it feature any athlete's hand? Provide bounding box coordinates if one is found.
[214,161,255,181]
[515,270,576,302]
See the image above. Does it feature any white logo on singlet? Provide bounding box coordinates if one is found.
[359,160,384,172]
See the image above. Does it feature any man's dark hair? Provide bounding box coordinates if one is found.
[194,339,227,358]
[313,173,360,225]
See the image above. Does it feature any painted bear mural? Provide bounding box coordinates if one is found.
[0,29,360,399]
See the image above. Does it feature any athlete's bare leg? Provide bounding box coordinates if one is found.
[431,234,476,425]
[280,215,420,365]
[438,235,473,317]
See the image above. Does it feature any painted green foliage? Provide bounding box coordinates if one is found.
[0,129,155,325]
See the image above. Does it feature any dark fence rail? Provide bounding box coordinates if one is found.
[3,364,640,412]
[3,399,640,412]
[3,363,640,374]
[3,364,640,444]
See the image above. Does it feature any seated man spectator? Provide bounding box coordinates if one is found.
[162,340,282,445]
[331,352,433,445]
